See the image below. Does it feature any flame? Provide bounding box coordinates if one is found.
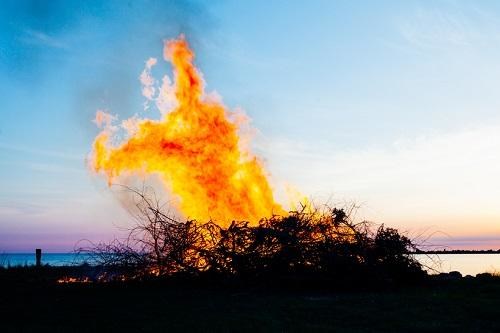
[57,277,91,284]
[90,36,285,225]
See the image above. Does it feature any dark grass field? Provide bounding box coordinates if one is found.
[1,274,500,332]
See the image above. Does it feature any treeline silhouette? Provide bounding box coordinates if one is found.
[80,186,425,286]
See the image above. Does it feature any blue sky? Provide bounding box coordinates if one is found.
[2,0,500,251]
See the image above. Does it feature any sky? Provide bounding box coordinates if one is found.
[1,0,500,251]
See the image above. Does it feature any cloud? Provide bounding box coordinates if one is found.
[19,29,67,49]
[429,235,500,249]
[400,9,470,48]
[396,4,500,51]
[0,202,45,216]
[0,142,83,160]
[26,162,84,174]
[260,123,500,234]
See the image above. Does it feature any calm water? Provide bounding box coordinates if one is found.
[2,253,500,276]
[415,254,500,276]
[0,253,88,267]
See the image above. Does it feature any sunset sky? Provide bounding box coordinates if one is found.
[2,0,500,251]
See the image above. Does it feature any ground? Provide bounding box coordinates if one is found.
[1,276,499,332]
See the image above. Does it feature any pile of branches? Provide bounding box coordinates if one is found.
[80,187,425,285]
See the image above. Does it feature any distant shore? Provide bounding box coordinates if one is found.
[414,249,500,254]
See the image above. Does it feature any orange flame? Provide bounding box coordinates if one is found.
[90,36,284,225]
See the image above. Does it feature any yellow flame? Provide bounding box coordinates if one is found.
[90,36,285,225]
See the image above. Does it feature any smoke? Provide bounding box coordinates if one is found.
[71,0,214,135]
[0,0,215,139]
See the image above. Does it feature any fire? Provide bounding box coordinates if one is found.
[57,276,91,284]
[90,36,285,225]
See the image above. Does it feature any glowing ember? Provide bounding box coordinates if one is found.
[57,277,91,284]
[90,36,285,224]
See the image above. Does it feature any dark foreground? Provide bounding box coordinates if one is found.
[1,273,500,332]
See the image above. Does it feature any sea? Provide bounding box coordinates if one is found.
[0,253,90,268]
[2,253,500,276]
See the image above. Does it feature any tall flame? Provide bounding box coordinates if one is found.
[90,36,284,224]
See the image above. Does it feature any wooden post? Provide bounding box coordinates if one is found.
[36,249,42,267]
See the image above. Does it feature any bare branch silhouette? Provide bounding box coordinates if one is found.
[79,185,427,284]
